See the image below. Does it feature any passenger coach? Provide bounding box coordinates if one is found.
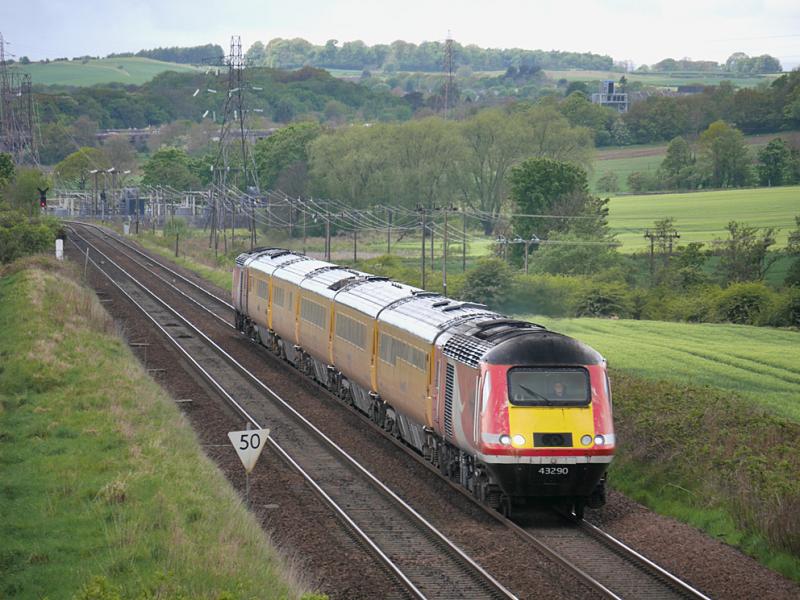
[233,248,614,516]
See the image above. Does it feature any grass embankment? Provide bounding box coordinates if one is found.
[0,257,310,599]
[10,57,199,86]
[520,314,800,580]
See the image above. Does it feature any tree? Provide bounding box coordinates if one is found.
[784,216,800,287]
[457,108,525,234]
[559,92,616,145]
[595,172,619,194]
[460,257,513,307]
[714,221,778,283]
[101,136,138,174]
[254,122,323,195]
[659,136,698,190]
[1,168,49,215]
[54,148,109,190]
[756,138,796,186]
[309,125,393,208]
[698,120,753,188]
[508,157,589,240]
[0,153,14,188]
[141,147,201,190]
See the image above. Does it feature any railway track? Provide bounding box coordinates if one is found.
[66,223,516,600]
[65,222,712,599]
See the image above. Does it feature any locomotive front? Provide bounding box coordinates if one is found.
[477,330,614,514]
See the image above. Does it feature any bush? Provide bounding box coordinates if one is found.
[596,172,620,193]
[627,171,661,193]
[0,210,60,264]
[460,257,513,308]
[785,258,800,287]
[763,287,800,328]
[572,282,631,317]
[505,273,586,315]
[715,282,775,325]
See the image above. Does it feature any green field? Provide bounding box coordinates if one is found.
[516,314,800,422]
[0,259,308,598]
[605,186,799,251]
[11,57,200,86]
[590,154,662,192]
[545,69,779,88]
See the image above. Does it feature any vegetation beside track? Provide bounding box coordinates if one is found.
[0,256,314,599]
[607,371,800,581]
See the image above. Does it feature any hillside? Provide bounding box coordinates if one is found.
[11,57,200,86]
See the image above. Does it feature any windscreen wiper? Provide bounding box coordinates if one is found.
[518,384,550,404]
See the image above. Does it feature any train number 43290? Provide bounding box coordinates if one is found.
[538,467,569,475]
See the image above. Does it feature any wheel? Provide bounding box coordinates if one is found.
[573,500,585,520]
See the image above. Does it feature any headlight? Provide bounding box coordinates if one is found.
[594,434,605,446]
[499,434,511,446]
[581,434,592,446]
[512,434,526,446]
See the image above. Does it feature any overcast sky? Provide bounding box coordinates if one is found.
[2,0,799,69]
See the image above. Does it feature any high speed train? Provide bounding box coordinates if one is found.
[233,248,614,516]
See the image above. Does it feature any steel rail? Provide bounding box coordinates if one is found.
[67,230,517,600]
[65,220,233,309]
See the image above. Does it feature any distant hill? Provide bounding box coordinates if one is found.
[10,57,201,87]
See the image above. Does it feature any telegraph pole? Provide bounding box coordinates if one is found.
[442,204,457,296]
[386,207,392,255]
[644,229,656,279]
[417,204,427,289]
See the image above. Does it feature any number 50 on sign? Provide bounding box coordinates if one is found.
[228,428,270,473]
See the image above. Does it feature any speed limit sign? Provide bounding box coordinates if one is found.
[228,428,270,473]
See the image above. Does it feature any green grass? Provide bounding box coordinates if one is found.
[0,257,309,598]
[590,154,662,193]
[10,57,200,86]
[515,314,800,422]
[606,186,800,251]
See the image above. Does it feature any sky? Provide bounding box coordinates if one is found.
[2,0,799,69]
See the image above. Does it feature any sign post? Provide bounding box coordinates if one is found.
[228,425,270,507]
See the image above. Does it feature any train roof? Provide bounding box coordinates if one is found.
[380,295,498,343]
[333,278,419,318]
[235,248,601,365]
[238,248,309,275]
[482,329,605,366]
[300,266,365,299]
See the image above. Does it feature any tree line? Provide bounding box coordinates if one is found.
[645,52,782,74]
[107,44,225,65]
[245,38,614,72]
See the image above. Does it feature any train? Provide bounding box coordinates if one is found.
[232,248,614,517]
